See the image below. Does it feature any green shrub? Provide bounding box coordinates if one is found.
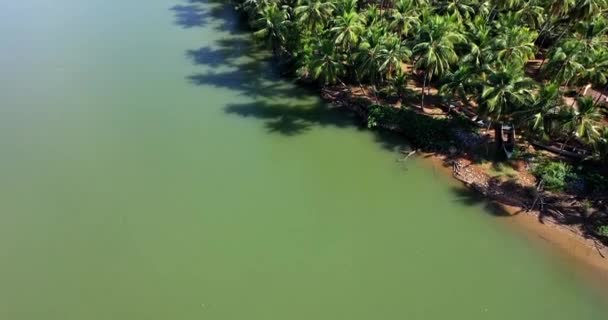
[532,159,572,192]
[583,172,608,194]
[367,104,452,150]
[598,225,608,237]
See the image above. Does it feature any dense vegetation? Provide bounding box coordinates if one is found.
[229,0,608,240]
[233,0,608,163]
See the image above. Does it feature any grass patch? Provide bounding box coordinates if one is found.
[598,225,608,237]
[486,162,519,179]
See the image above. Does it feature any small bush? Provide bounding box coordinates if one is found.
[598,225,608,237]
[532,159,572,192]
[367,104,453,150]
[583,173,608,194]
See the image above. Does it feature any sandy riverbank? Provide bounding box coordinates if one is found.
[321,86,608,294]
[423,153,608,276]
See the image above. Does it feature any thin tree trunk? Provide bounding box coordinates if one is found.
[536,55,547,76]
[594,84,608,104]
[494,122,503,157]
[421,71,427,112]
[570,95,578,108]
[485,5,496,25]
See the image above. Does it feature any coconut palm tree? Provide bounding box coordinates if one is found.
[543,39,586,86]
[494,0,525,11]
[514,0,545,29]
[560,96,605,144]
[389,0,420,38]
[440,64,481,105]
[594,128,608,162]
[492,25,538,67]
[434,0,476,22]
[480,64,536,121]
[334,0,358,15]
[356,24,386,84]
[514,83,564,136]
[378,35,411,81]
[331,10,365,51]
[294,0,335,32]
[364,5,382,28]
[238,0,270,17]
[571,0,608,21]
[381,70,412,101]
[573,18,608,55]
[462,16,494,71]
[309,39,347,84]
[582,49,608,96]
[253,2,289,52]
[412,15,465,110]
[546,0,577,17]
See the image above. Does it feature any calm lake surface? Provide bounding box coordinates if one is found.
[0,1,607,319]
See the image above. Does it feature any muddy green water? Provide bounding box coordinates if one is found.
[0,1,607,319]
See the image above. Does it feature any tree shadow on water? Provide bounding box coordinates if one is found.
[172,0,374,138]
[449,186,515,217]
[224,101,362,136]
[170,3,212,28]
[171,0,246,33]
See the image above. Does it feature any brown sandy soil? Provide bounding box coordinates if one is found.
[525,58,545,81]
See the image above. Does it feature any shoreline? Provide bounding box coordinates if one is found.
[423,153,608,276]
[319,86,608,281]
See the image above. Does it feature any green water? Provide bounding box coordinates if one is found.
[0,0,606,319]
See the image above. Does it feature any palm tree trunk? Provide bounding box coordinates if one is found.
[421,71,427,112]
[485,5,496,25]
[594,84,608,104]
[494,122,503,152]
[536,55,547,77]
[570,96,578,108]
[555,57,571,86]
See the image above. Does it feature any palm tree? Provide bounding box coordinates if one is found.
[309,39,347,85]
[378,35,411,81]
[462,16,493,71]
[389,0,420,38]
[560,96,604,144]
[294,0,335,32]
[514,83,564,136]
[594,128,608,162]
[434,0,475,22]
[480,64,535,122]
[571,0,608,21]
[253,2,289,52]
[331,10,365,51]
[381,70,411,101]
[364,5,382,28]
[238,0,270,17]
[356,24,386,84]
[582,49,608,99]
[440,64,481,105]
[334,0,358,16]
[514,0,545,29]
[573,18,608,56]
[492,25,538,67]
[543,39,586,86]
[412,15,465,111]
[546,0,577,17]
[494,0,524,11]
